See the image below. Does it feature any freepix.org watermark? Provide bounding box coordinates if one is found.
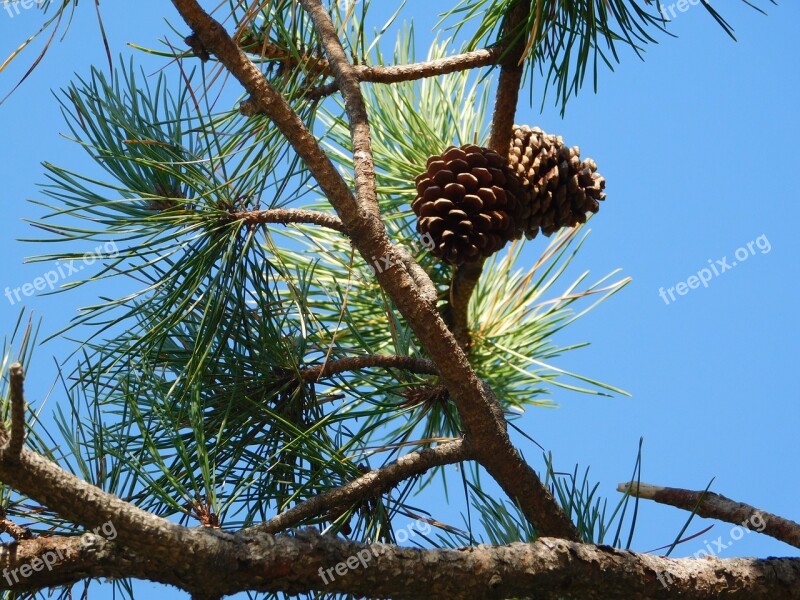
[318,519,431,585]
[658,234,771,305]
[659,0,703,22]
[656,512,767,588]
[2,520,117,586]
[4,241,119,306]
[2,0,44,18]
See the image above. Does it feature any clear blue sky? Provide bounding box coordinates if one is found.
[1,1,798,598]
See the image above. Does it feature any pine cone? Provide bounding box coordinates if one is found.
[411,145,525,265]
[508,125,606,238]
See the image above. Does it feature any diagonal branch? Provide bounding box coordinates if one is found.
[620,481,800,550]
[229,208,346,233]
[247,439,469,535]
[170,0,577,541]
[299,0,379,221]
[300,355,437,382]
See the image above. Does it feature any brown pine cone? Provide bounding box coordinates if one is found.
[411,145,525,265]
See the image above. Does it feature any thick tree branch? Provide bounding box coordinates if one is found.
[247,439,469,535]
[0,534,153,591]
[0,430,236,596]
[620,481,800,550]
[5,532,800,599]
[301,355,437,382]
[170,0,577,540]
[229,208,346,233]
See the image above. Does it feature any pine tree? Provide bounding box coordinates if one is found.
[0,1,792,598]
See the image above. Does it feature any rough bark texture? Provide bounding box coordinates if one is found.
[4,532,800,599]
[621,481,800,550]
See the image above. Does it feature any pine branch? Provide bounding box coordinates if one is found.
[171,0,578,541]
[300,355,437,382]
[229,208,346,233]
[620,481,800,550]
[0,511,32,541]
[0,363,26,462]
[299,0,380,223]
[446,0,532,353]
[307,47,502,98]
[248,439,468,535]
[449,260,485,350]
[4,531,800,598]
[488,0,531,155]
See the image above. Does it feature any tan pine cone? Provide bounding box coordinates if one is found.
[508,125,606,238]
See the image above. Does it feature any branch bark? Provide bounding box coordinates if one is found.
[620,481,800,550]
[247,439,469,535]
[5,532,800,599]
[229,208,346,233]
[307,47,502,98]
[488,0,531,156]
[299,0,380,221]
[446,0,532,353]
[0,363,26,462]
[301,355,437,382]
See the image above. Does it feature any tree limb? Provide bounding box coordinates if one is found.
[0,363,26,462]
[301,355,437,382]
[299,0,380,221]
[446,0,532,354]
[620,481,800,550]
[5,532,800,599]
[488,0,532,156]
[307,47,502,99]
[229,208,346,233]
[247,439,469,535]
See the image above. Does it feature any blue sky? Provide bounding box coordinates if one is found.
[1,0,798,597]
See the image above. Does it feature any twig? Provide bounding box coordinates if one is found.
[0,363,27,462]
[0,508,33,541]
[307,47,502,99]
[488,0,532,155]
[301,355,437,382]
[619,481,800,549]
[246,439,469,535]
[229,208,346,233]
[448,260,485,350]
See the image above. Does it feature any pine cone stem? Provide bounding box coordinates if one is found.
[488,0,532,156]
[449,259,485,350]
